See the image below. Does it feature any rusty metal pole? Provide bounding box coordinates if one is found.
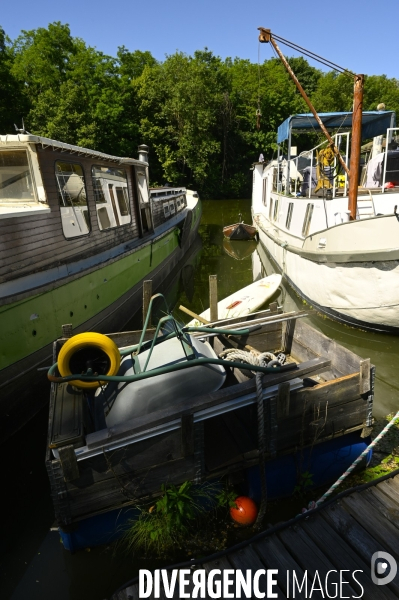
[258,28,350,178]
[348,75,364,220]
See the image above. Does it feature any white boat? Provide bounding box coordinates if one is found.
[187,274,282,325]
[252,29,399,334]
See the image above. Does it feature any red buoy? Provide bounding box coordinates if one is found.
[230,496,258,526]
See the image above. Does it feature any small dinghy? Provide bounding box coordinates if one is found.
[223,213,258,240]
[187,273,282,324]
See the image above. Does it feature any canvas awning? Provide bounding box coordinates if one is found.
[277,111,396,144]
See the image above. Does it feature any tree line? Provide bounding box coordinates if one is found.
[1,22,399,198]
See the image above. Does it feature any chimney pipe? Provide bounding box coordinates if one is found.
[138,144,149,163]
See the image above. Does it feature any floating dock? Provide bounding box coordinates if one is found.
[111,470,399,599]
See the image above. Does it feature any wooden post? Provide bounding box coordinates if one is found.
[142,280,152,327]
[348,75,364,220]
[209,275,218,322]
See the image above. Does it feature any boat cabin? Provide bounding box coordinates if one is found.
[252,111,399,239]
[0,135,187,284]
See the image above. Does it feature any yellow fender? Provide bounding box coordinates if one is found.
[57,332,120,389]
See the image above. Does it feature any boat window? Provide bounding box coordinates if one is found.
[163,203,170,218]
[91,166,131,230]
[302,203,314,236]
[169,201,176,215]
[262,178,268,206]
[286,202,294,229]
[115,187,129,216]
[0,150,35,203]
[137,171,149,203]
[269,199,274,219]
[273,199,279,221]
[56,161,91,238]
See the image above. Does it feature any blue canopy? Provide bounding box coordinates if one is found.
[277,111,396,144]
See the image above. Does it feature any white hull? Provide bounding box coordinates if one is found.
[256,223,399,331]
[252,162,399,332]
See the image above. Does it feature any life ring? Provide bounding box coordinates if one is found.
[57,332,120,389]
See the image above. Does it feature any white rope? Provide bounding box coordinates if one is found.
[218,348,277,372]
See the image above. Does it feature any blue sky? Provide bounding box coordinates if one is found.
[1,0,398,79]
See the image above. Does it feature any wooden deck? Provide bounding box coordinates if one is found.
[111,471,399,600]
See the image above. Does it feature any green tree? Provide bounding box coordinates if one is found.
[137,49,230,196]
[363,74,399,115]
[0,26,28,134]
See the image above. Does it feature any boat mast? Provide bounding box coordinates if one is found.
[258,27,364,220]
[348,74,364,219]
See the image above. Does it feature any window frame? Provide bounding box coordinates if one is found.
[91,165,132,231]
[55,159,91,239]
[286,202,294,230]
[273,198,279,222]
[302,203,314,237]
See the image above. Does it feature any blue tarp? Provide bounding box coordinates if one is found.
[277,111,396,144]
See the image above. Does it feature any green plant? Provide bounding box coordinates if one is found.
[123,481,216,556]
[293,470,314,498]
[216,487,238,510]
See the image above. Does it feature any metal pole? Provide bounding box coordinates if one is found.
[258,28,350,178]
[348,74,364,219]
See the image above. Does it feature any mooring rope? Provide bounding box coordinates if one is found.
[219,348,286,528]
[254,369,268,529]
[302,409,399,513]
[218,348,277,367]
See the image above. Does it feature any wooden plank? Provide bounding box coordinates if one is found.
[274,397,368,453]
[278,525,358,599]
[291,319,364,377]
[365,487,399,528]
[303,512,397,600]
[68,457,196,519]
[58,444,80,482]
[181,414,194,457]
[321,503,399,597]
[209,274,218,322]
[381,476,399,498]
[341,494,399,559]
[255,535,308,599]
[204,415,242,471]
[220,545,285,599]
[277,381,290,418]
[359,358,371,394]
[72,429,183,488]
[86,357,332,450]
[203,556,235,600]
[372,479,399,506]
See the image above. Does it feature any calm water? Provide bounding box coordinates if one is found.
[2,198,397,600]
